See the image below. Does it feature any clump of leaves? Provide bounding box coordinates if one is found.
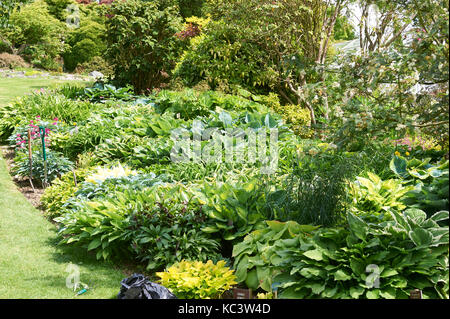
[156,260,237,299]
[13,150,74,185]
[233,210,449,299]
[390,155,449,216]
[348,172,414,219]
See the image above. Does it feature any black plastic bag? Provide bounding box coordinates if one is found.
[117,273,177,299]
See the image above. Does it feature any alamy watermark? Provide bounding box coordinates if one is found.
[66,4,80,28]
[170,121,279,174]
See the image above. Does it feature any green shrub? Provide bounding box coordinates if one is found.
[74,56,113,77]
[55,183,221,269]
[348,172,414,220]
[194,178,273,242]
[232,220,319,292]
[103,0,184,93]
[174,20,276,94]
[63,18,107,71]
[41,168,91,219]
[44,0,75,21]
[156,260,237,299]
[390,155,449,216]
[272,104,312,138]
[153,89,268,120]
[8,0,67,70]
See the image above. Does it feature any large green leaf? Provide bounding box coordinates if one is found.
[430,210,449,222]
[347,213,368,241]
[409,228,433,247]
[334,269,352,281]
[87,238,102,251]
[303,249,324,261]
[349,286,365,299]
[390,156,408,178]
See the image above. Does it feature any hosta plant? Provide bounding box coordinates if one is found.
[232,220,320,292]
[349,172,414,219]
[195,178,272,241]
[156,260,237,299]
[390,155,449,216]
[271,210,449,299]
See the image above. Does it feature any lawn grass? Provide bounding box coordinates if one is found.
[0,75,90,107]
[0,74,125,299]
[0,156,127,298]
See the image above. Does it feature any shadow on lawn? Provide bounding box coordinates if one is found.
[38,232,126,296]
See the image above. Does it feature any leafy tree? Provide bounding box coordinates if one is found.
[1,0,67,69]
[183,0,351,125]
[332,0,449,149]
[103,0,184,93]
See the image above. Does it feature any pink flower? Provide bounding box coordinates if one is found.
[53,117,58,122]
[30,120,34,124]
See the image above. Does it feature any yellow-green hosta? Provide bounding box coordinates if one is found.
[85,163,137,184]
[156,260,237,299]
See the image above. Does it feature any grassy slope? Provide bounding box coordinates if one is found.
[0,75,125,299]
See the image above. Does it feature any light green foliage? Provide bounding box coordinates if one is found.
[272,104,312,138]
[40,167,91,219]
[349,172,414,219]
[7,0,67,70]
[156,260,237,299]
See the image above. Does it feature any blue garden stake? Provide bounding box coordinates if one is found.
[39,126,48,188]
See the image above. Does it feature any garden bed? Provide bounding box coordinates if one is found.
[1,145,44,208]
[0,82,447,299]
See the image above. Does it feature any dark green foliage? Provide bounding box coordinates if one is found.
[174,20,275,94]
[103,0,184,93]
[44,0,74,21]
[178,0,204,18]
[270,149,357,226]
